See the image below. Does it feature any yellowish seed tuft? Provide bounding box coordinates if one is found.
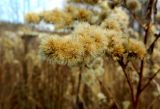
[107,34,125,58]
[40,35,84,66]
[73,23,107,63]
[101,18,121,31]
[25,12,41,24]
[126,0,141,11]
[125,38,146,59]
[42,9,73,29]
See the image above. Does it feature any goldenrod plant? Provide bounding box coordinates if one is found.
[24,0,160,109]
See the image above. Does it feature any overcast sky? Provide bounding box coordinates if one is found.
[0,0,160,23]
[0,0,64,23]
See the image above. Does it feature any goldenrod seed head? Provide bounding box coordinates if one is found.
[125,38,146,59]
[107,36,125,58]
[101,18,121,31]
[82,68,96,86]
[25,12,41,24]
[42,9,73,29]
[99,1,110,11]
[39,35,84,66]
[73,22,108,63]
[65,5,77,15]
[109,7,129,28]
[76,9,93,21]
[126,0,141,11]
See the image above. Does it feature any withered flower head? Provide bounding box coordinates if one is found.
[39,35,84,66]
[126,0,141,11]
[125,38,146,59]
[101,18,121,31]
[42,9,72,29]
[76,8,93,21]
[73,22,108,63]
[109,7,129,28]
[107,33,125,59]
[25,12,41,24]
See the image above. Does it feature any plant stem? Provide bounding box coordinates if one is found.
[147,33,160,55]
[134,60,144,109]
[75,65,83,109]
[141,69,160,92]
[134,1,157,108]
[118,61,135,108]
[98,80,121,109]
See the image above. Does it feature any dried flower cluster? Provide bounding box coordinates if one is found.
[37,0,147,65]
[40,23,108,65]
[24,0,160,109]
[40,21,146,65]
[25,6,94,29]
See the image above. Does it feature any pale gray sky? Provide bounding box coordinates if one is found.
[0,0,64,23]
[0,0,160,23]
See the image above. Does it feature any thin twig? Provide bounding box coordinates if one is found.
[130,61,139,75]
[140,69,160,92]
[75,65,83,109]
[134,59,144,109]
[134,1,156,108]
[122,0,145,29]
[147,33,160,55]
[98,80,121,109]
[132,12,145,29]
[118,60,135,107]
